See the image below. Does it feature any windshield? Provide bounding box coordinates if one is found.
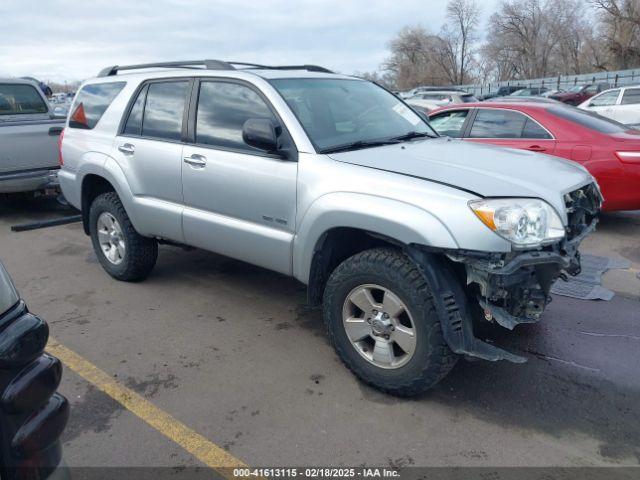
[270,78,435,152]
[568,85,584,93]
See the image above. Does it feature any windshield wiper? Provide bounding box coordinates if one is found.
[320,139,400,154]
[390,131,437,142]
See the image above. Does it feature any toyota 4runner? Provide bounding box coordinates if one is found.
[59,60,601,396]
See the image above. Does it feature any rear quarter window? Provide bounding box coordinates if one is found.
[0,83,48,115]
[69,81,125,129]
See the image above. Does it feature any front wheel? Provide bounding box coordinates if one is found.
[89,192,157,281]
[323,248,457,396]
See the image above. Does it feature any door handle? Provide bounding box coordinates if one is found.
[118,143,135,155]
[183,154,207,168]
[526,145,546,152]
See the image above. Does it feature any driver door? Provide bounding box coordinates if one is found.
[181,79,298,275]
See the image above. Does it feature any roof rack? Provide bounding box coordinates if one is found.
[97,60,334,77]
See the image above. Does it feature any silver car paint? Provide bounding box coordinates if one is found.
[181,144,297,275]
[328,138,591,222]
[60,69,595,285]
[0,78,63,193]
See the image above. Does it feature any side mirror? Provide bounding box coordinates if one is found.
[242,118,279,154]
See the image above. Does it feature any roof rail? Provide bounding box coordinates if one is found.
[97,60,334,77]
[97,60,235,77]
[229,62,334,73]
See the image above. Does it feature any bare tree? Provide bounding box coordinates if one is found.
[383,25,452,89]
[445,0,481,84]
[367,0,640,91]
[592,0,640,69]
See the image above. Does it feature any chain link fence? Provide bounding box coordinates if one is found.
[458,68,640,97]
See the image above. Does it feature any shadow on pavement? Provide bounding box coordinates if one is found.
[0,194,77,226]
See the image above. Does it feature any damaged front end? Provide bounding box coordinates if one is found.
[409,183,601,364]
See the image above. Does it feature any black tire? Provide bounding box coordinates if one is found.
[89,192,157,282]
[323,248,457,396]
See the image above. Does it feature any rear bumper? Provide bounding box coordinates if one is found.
[57,169,81,210]
[0,168,59,194]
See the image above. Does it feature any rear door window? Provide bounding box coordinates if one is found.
[0,83,48,115]
[469,109,527,138]
[123,85,147,136]
[141,81,189,141]
[69,82,125,129]
[621,88,640,105]
[428,110,469,138]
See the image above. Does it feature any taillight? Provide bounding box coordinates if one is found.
[57,128,65,166]
[615,151,640,164]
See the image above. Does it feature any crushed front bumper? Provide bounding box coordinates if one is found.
[408,183,601,364]
[449,216,596,331]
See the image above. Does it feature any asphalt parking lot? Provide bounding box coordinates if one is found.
[1,196,639,470]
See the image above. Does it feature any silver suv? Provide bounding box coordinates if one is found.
[59,60,601,396]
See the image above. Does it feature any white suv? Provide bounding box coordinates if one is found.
[59,60,600,395]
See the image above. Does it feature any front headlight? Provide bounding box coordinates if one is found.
[469,198,565,248]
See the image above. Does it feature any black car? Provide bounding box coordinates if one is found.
[478,85,523,100]
[0,261,68,479]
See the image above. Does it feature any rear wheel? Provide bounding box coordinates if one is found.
[323,248,457,396]
[89,192,157,281]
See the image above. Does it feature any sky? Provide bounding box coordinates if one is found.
[0,0,499,84]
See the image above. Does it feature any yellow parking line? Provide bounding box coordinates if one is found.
[48,339,247,477]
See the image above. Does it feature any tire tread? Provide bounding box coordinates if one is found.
[323,248,457,396]
[89,192,157,282]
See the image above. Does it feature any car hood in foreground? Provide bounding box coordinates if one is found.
[328,137,592,217]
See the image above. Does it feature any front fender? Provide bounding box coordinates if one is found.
[293,192,459,283]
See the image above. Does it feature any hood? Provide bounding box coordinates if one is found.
[328,137,593,217]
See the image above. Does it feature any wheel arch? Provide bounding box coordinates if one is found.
[294,193,459,305]
[79,157,137,235]
[81,174,116,234]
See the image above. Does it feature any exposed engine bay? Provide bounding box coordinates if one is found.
[451,183,602,330]
[408,183,602,364]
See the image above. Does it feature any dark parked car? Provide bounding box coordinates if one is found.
[550,83,610,105]
[478,85,522,100]
[510,87,549,96]
[0,261,68,479]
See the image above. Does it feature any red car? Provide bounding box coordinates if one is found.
[549,83,610,105]
[428,102,640,211]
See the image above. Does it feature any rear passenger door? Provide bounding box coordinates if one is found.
[115,79,192,242]
[181,79,298,275]
[465,108,556,154]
